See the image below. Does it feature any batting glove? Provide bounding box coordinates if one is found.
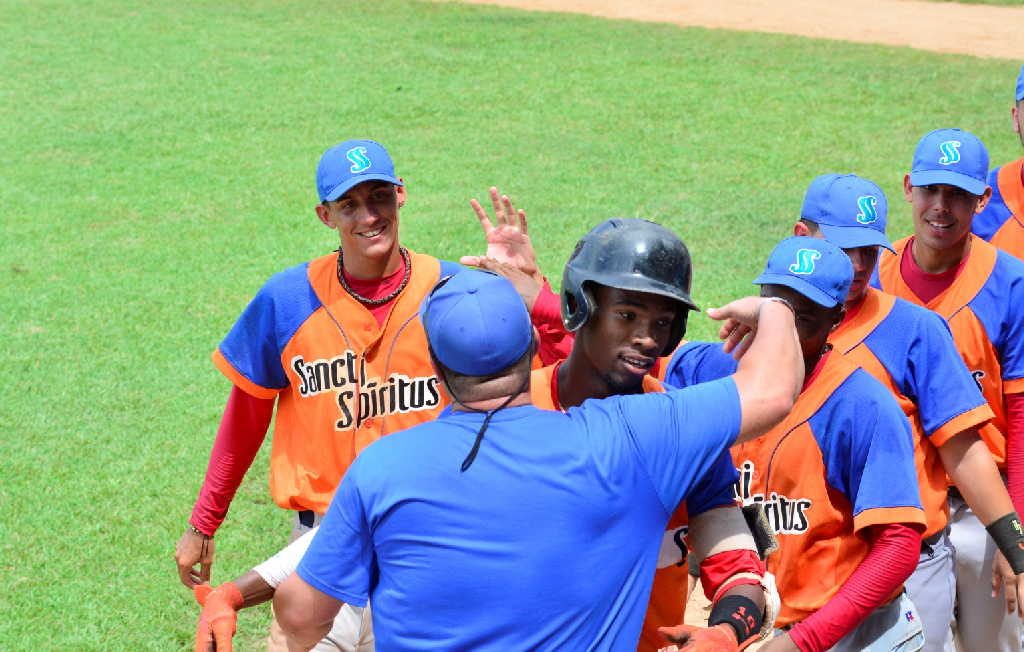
[194,582,243,652]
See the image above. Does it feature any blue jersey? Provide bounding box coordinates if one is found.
[298,378,742,651]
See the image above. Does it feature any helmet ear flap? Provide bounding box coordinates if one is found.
[662,309,690,357]
[562,278,597,333]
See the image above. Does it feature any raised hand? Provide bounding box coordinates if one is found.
[460,187,542,279]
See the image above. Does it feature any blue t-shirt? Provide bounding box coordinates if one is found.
[297,377,741,651]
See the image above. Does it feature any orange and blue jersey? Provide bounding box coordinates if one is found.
[664,345,925,626]
[529,363,737,652]
[876,235,1024,466]
[973,158,1024,261]
[829,287,992,537]
[213,249,462,514]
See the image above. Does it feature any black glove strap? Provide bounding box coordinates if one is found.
[987,512,1024,574]
[709,594,762,647]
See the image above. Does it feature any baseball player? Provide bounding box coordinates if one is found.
[174,140,568,650]
[787,173,1019,652]
[666,236,928,652]
[273,269,804,651]
[542,218,776,652]
[972,65,1024,259]
[874,128,1024,652]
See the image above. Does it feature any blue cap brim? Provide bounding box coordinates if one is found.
[818,223,894,253]
[322,173,403,202]
[753,272,841,308]
[910,170,986,197]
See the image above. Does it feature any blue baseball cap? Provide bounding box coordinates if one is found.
[316,139,403,202]
[910,128,989,196]
[1016,65,1024,103]
[754,236,853,308]
[800,173,892,253]
[420,270,533,376]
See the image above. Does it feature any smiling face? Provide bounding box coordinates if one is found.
[576,284,681,394]
[315,180,406,276]
[903,175,990,255]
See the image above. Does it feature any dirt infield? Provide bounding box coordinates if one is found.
[455,0,1023,60]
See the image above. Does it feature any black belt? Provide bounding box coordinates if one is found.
[921,529,945,554]
[298,510,316,528]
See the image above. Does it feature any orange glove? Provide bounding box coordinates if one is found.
[194,582,244,652]
[657,623,739,651]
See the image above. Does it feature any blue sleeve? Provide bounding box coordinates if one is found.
[218,262,321,390]
[809,371,922,518]
[973,167,1011,242]
[972,256,1024,382]
[608,377,742,514]
[438,259,465,279]
[684,449,739,516]
[295,460,376,606]
[866,301,987,437]
[662,342,738,388]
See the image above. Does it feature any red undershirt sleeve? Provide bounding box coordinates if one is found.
[1005,392,1024,515]
[699,549,765,601]
[189,385,275,535]
[531,279,574,365]
[787,523,919,652]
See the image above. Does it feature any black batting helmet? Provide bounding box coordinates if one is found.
[561,218,698,356]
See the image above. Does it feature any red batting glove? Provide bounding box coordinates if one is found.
[657,623,739,651]
[194,582,244,652]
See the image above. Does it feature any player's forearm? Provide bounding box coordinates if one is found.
[788,523,918,652]
[1005,392,1024,514]
[942,429,1015,525]
[531,279,573,365]
[234,570,276,608]
[733,299,802,442]
[190,386,274,534]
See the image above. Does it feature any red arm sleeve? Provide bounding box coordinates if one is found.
[188,385,275,535]
[531,278,574,365]
[788,523,919,652]
[1005,392,1024,515]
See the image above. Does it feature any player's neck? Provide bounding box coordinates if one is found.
[910,234,970,275]
[557,352,640,409]
[340,245,403,280]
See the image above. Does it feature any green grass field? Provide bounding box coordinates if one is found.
[1,0,1021,648]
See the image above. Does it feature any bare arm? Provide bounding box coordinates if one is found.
[707,297,802,443]
[274,573,345,652]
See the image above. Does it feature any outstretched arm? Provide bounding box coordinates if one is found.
[706,297,802,443]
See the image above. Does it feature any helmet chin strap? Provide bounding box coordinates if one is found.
[439,368,531,472]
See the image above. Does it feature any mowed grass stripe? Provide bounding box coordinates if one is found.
[0,0,1018,647]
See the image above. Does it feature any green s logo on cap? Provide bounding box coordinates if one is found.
[938,140,961,165]
[789,249,821,275]
[347,146,372,173]
[856,195,878,225]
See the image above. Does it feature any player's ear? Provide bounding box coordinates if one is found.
[830,306,845,330]
[975,187,993,214]
[793,221,810,237]
[902,175,914,202]
[396,179,407,208]
[315,203,335,229]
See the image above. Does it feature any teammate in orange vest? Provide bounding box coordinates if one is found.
[973,66,1024,260]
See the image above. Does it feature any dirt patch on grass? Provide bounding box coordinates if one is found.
[456,0,1023,59]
